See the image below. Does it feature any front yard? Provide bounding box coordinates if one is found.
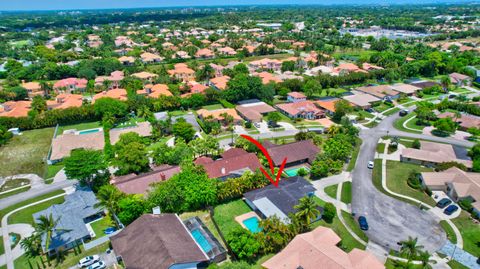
[0,128,54,177]
[451,211,480,257]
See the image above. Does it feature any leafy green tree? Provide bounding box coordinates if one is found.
[412,139,421,149]
[267,112,282,126]
[96,185,125,227]
[30,95,47,114]
[322,202,336,224]
[172,118,196,142]
[256,216,295,253]
[433,118,456,134]
[64,149,110,190]
[0,125,13,146]
[294,196,320,227]
[114,132,145,151]
[7,86,28,101]
[333,100,352,121]
[117,195,146,225]
[114,141,150,175]
[20,234,42,259]
[225,228,261,262]
[281,61,295,72]
[152,139,193,165]
[93,97,128,118]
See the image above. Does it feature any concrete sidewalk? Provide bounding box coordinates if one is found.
[311,172,351,212]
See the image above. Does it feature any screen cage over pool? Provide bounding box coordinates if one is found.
[184,217,227,263]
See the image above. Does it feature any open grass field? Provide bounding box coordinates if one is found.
[213,199,252,237]
[451,211,480,257]
[0,128,54,177]
[385,161,436,207]
[201,104,224,111]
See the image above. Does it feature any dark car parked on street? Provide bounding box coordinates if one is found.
[444,205,459,215]
[358,216,369,231]
[436,198,452,209]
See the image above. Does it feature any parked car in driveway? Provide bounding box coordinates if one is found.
[436,198,452,209]
[87,261,106,269]
[78,255,100,267]
[444,205,459,215]
[358,216,369,230]
[367,161,374,169]
[399,109,409,116]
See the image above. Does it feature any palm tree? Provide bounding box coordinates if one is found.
[95,185,124,228]
[440,76,451,93]
[418,251,433,269]
[20,234,42,258]
[34,214,70,253]
[294,196,320,228]
[400,237,424,261]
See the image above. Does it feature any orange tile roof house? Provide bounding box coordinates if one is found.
[334,63,367,75]
[255,72,282,85]
[47,94,83,110]
[197,108,242,125]
[315,98,340,114]
[21,81,43,97]
[420,167,480,216]
[437,112,480,130]
[217,46,237,56]
[0,101,31,118]
[168,63,195,82]
[236,100,276,122]
[362,62,384,71]
[92,88,128,102]
[401,141,472,168]
[95,71,125,88]
[195,48,215,59]
[262,226,385,269]
[356,85,400,100]
[276,101,325,120]
[248,58,282,71]
[137,84,173,98]
[131,71,158,81]
[53,78,88,93]
[209,75,230,90]
[287,91,307,103]
[194,148,262,180]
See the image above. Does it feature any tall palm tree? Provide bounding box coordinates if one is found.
[294,196,320,227]
[95,185,124,227]
[440,76,451,93]
[20,234,42,258]
[400,237,424,261]
[34,214,69,253]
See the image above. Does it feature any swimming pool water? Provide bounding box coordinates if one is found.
[242,217,261,233]
[78,129,100,135]
[284,166,310,177]
[191,229,212,253]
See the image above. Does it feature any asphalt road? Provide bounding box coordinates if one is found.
[350,113,461,252]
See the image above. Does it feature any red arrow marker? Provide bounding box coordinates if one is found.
[240,134,287,187]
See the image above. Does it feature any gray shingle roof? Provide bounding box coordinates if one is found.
[32,188,103,251]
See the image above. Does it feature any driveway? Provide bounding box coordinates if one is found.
[256,121,271,134]
[351,115,447,252]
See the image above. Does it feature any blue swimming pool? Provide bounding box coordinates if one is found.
[78,128,100,135]
[242,217,261,233]
[284,166,310,177]
[191,229,212,253]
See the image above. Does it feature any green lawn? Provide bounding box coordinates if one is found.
[252,254,275,269]
[439,220,457,244]
[324,184,338,199]
[385,258,423,269]
[376,143,386,153]
[347,138,362,172]
[341,211,368,242]
[383,108,400,116]
[90,217,114,239]
[373,103,395,113]
[14,242,110,269]
[168,110,188,116]
[451,211,480,257]
[404,117,427,132]
[385,161,436,207]
[364,120,379,128]
[393,113,423,133]
[44,162,64,180]
[0,128,54,177]
[9,195,66,225]
[202,104,224,111]
[0,236,4,255]
[341,182,352,204]
[57,121,101,134]
[447,259,470,269]
[0,190,65,223]
[213,199,252,237]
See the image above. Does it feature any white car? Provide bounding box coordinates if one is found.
[367,161,374,169]
[87,261,106,269]
[78,255,100,268]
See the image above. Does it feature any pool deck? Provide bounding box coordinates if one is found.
[284,164,311,176]
[235,211,260,229]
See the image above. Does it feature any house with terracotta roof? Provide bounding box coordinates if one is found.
[249,58,282,72]
[197,108,243,125]
[263,140,319,167]
[47,94,83,110]
[276,101,325,120]
[131,71,158,82]
[436,112,480,131]
[236,100,276,123]
[400,141,472,168]
[334,63,367,76]
[95,71,124,89]
[92,88,128,103]
[209,76,230,90]
[362,62,384,71]
[140,52,163,63]
[217,47,237,56]
[356,85,400,100]
[421,167,480,216]
[262,226,385,269]
[255,72,282,85]
[118,56,135,66]
[209,63,225,77]
[342,91,381,109]
[0,101,31,118]
[287,91,307,103]
[137,84,173,98]
[449,72,472,87]
[53,78,88,93]
[175,51,191,59]
[194,148,262,180]
[168,63,195,82]
[21,81,43,97]
[195,48,215,59]
[111,165,181,195]
[315,98,340,115]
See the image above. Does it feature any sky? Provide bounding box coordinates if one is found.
[0,0,473,11]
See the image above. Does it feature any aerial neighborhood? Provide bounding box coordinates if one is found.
[0,2,480,269]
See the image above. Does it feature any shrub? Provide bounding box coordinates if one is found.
[412,139,421,149]
[458,199,473,212]
[435,161,467,172]
[322,202,336,224]
[244,121,252,129]
[407,171,422,189]
[297,168,308,177]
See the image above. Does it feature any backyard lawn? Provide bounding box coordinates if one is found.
[201,104,224,111]
[57,121,101,134]
[90,216,114,238]
[341,182,352,204]
[213,199,252,237]
[451,211,480,257]
[0,128,54,177]
[385,161,436,207]
[324,184,338,199]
